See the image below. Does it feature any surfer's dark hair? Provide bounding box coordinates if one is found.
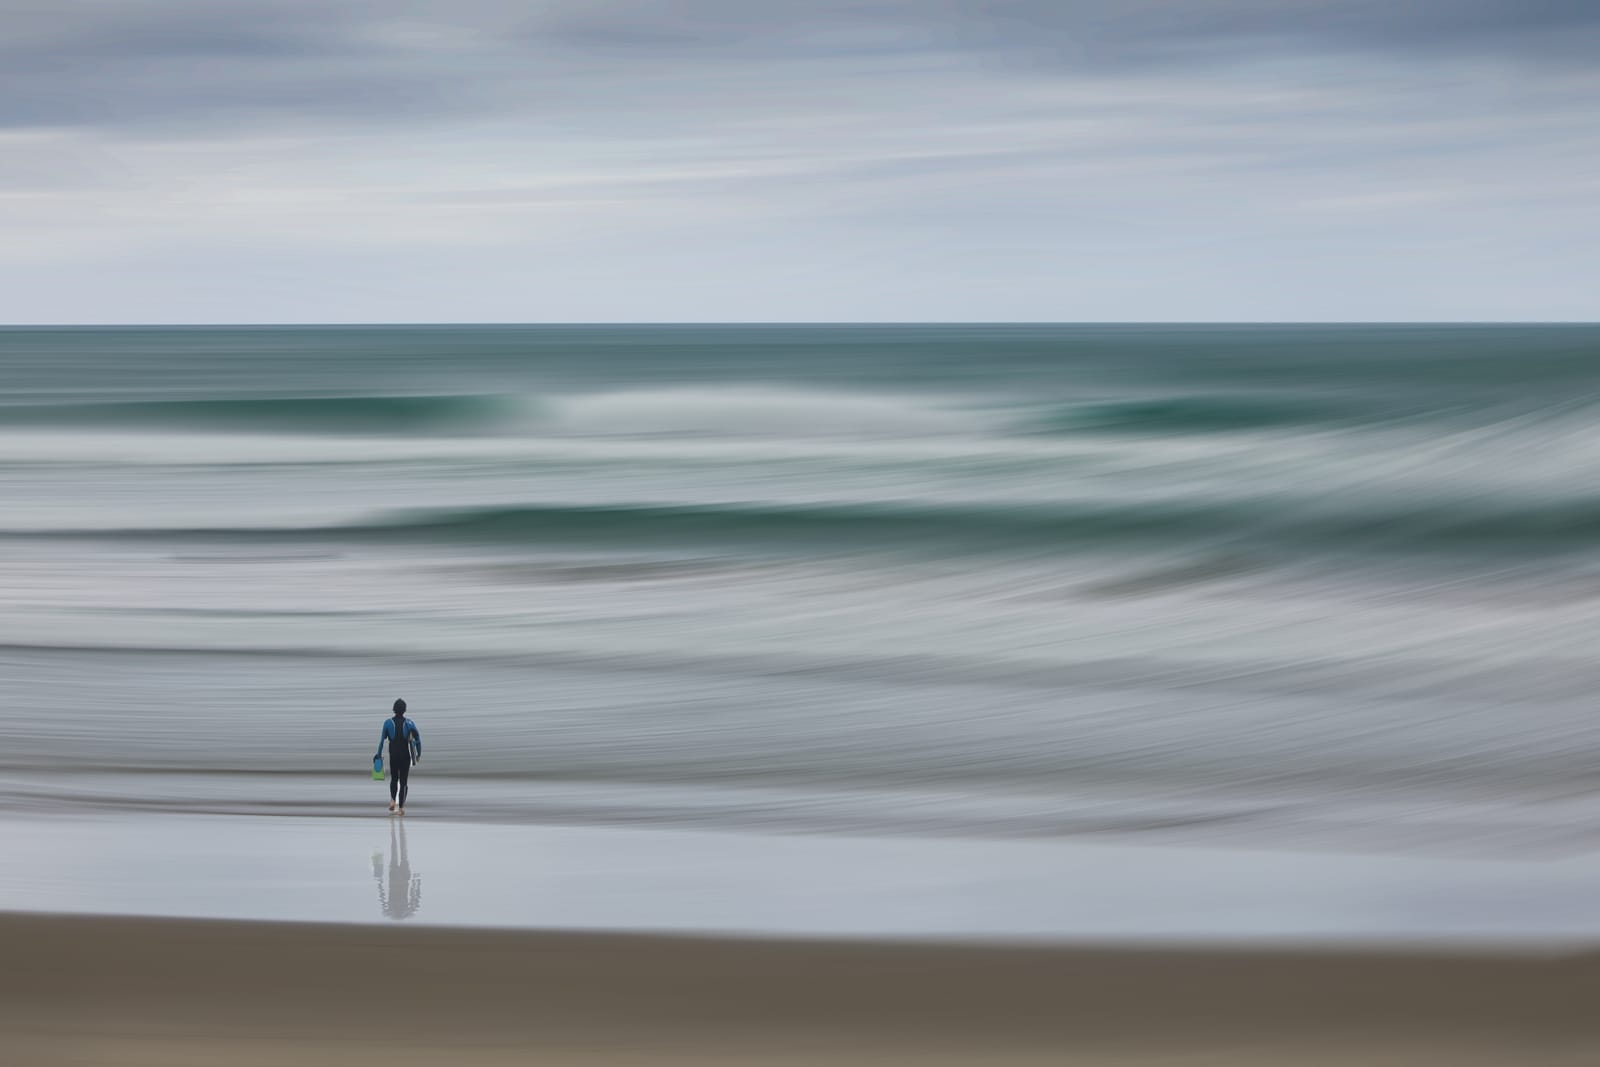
[393,698,407,714]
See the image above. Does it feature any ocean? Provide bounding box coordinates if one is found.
[4,324,1600,856]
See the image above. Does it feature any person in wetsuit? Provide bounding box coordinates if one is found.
[375,698,422,815]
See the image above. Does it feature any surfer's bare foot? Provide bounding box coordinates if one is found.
[397,808,405,817]
[388,801,396,813]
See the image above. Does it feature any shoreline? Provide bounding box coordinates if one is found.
[6,912,1599,1064]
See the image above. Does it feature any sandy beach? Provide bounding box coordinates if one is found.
[4,913,1597,1065]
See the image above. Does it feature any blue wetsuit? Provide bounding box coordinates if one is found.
[376,716,421,807]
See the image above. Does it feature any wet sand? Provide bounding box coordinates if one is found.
[4,913,1598,1065]
[10,810,1600,942]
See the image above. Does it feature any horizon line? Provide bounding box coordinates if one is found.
[3,320,1599,329]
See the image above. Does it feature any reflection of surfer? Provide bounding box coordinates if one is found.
[372,818,421,921]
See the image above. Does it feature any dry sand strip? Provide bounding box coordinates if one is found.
[2,914,1598,1065]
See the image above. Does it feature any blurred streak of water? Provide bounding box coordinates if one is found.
[3,324,1599,857]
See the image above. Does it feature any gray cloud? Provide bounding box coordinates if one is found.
[4,1,1597,131]
[968,0,1600,64]
[0,1,1596,321]
[0,2,464,128]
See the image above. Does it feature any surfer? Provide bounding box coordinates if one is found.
[375,699,422,815]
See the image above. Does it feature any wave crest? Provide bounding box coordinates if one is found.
[547,387,985,438]
[19,495,1600,556]
[0,394,514,435]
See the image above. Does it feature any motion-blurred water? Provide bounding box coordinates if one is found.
[4,324,1600,853]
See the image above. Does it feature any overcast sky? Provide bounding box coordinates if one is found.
[2,1,1597,322]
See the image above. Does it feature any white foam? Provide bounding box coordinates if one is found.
[545,386,988,439]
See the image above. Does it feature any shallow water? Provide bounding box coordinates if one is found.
[4,811,1599,943]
